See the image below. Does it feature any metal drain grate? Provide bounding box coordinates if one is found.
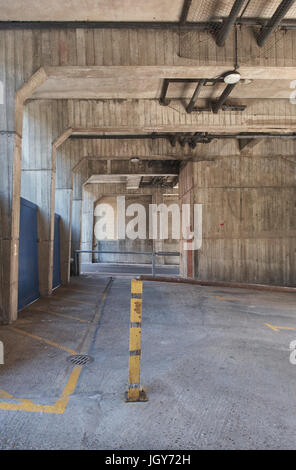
[67,354,94,366]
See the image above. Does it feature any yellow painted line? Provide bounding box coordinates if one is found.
[0,402,62,413]
[0,278,112,414]
[50,296,96,306]
[0,397,59,413]
[0,389,14,399]
[265,323,296,333]
[53,366,82,411]
[0,366,82,414]
[216,296,235,301]
[8,326,78,355]
[31,307,90,324]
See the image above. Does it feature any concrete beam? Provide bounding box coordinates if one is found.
[126,175,142,189]
[44,65,296,81]
[29,66,296,100]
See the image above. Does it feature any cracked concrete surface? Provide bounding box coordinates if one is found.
[0,274,296,449]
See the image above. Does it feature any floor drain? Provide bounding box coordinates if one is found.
[67,354,94,366]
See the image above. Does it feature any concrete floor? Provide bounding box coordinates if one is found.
[0,275,296,449]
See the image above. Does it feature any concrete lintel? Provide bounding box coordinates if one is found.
[44,65,296,81]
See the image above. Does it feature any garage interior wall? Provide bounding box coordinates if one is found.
[0,26,296,324]
[93,195,154,265]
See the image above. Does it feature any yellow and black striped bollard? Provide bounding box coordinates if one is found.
[125,279,148,402]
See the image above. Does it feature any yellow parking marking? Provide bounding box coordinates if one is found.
[50,296,96,306]
[8,326,78,355]
[0,278,112,414]
[54,366,82,411]
[0,366,82,414]
[216,296,235,301]
[265,323,296,333]
[31,307,90,324]
[0,389,14,399]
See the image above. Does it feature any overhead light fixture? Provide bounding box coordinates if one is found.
[130,157,140,163]
[223,71,241,85]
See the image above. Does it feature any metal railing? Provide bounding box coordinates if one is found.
[74,250,180,276]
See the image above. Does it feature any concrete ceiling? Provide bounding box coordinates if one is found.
[190,0,296,21]
[30,66,296,100]
[0,0,184,22]
[1,0,296,22]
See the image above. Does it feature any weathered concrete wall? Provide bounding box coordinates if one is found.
[93,195,153,264]
[2,26,295,71]
[55,140,179,279]
[159,194,180,265]
[1,24,296,321]
[81,184,179,267]
[179,162,194,278]
[67,98,296,134]
[81,184,154,264]
[193,154,296,286]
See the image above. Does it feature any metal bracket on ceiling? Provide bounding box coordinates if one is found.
[194,104,247,113]
[257,0,296,47]
[159,77,246,114]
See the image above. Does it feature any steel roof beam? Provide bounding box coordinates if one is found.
[180,0,192,25]
[216,0,246,47]
[257,0,296,46]
[1,17,296,30]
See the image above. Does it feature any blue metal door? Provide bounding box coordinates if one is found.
[18,198,40,311]
[52,213,61,289]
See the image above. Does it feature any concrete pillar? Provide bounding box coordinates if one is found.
[0,30,22,323]
[0,132,21,323]
[71,158,89,268]
[21,100,68,296]
[0,33,46,322]
[72,200,82,257]
[55,189,72,284]
[81,185,98,264]
[54,140,78,285]
[179,162,194,279]
[151,188,165,266]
